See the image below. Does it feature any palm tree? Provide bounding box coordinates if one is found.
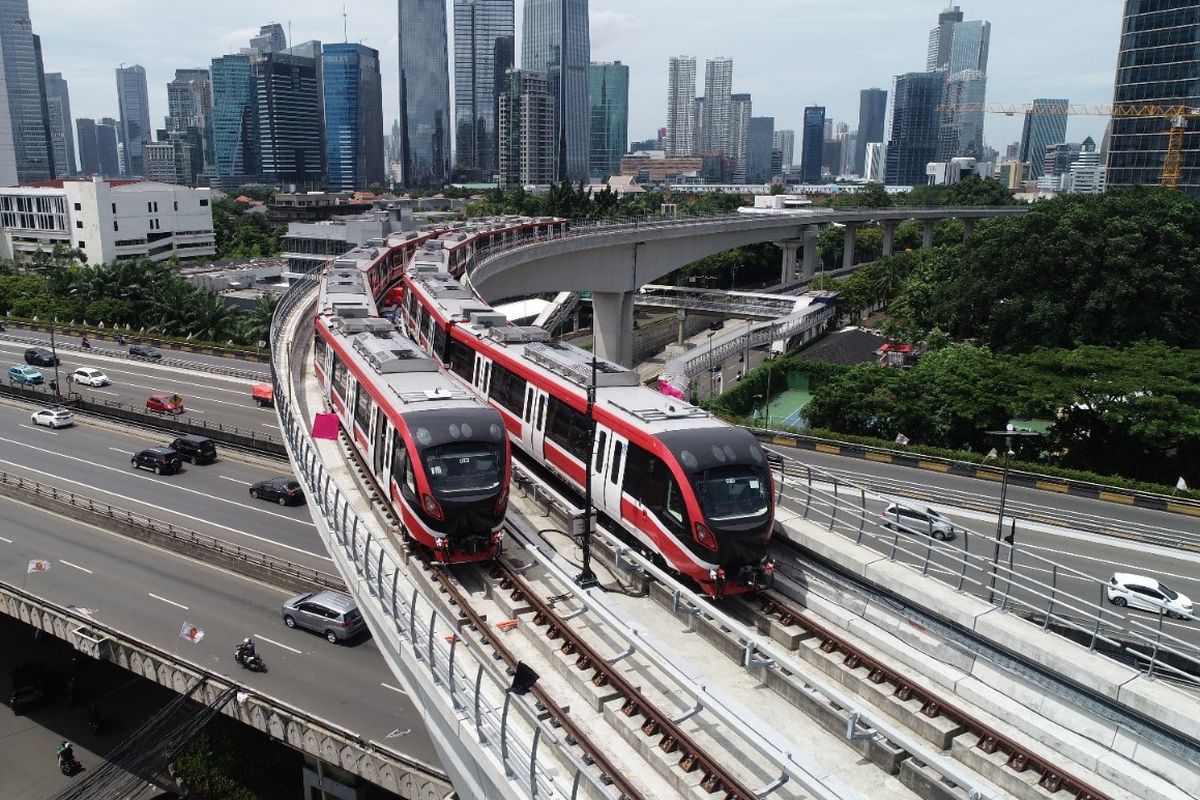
[145,280,197,335]
[183,290,239,342]
[237,294,279,345]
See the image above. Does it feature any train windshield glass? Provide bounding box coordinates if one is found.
[692,466,769,523]
[424,444,503,495]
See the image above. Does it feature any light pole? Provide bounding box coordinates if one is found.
[48,322,62,398]
[985,424,1040,605]
[576,355,599,589]
[706,330,717,399]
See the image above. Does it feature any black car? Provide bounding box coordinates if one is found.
[250,477,305,506]
[23,346,58,367]
[131,447,183,475]
[10,662,47,714]
[129,344,162,360]
[170,435,217,465]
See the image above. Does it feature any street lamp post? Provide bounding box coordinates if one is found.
[48,322,62,398]
[985,424,1040,605]
[576,355,599,589]
[706,330,717,398]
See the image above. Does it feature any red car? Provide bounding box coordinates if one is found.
[146,392,185,415]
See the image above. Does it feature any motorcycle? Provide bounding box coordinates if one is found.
[60,756,82,776]
[234,649,266,673]
[81,338,92,350]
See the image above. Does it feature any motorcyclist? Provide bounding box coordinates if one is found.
[235,637,256,664]
[115,334,126,345]
[57,740,75,768]
[80,334,91,349]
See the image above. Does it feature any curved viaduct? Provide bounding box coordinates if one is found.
[468,205,1028,365]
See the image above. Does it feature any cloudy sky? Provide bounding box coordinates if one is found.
[35,1,1124,153]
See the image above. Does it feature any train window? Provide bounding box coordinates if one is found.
[537,396,546,430]
[664,480,687,528]
[432,323,448,363]
[418,305,431,340]
[488,363,527,418]
[405,288,417,321]
[424,443,503,494]
[594,430,607,472]
[354,381,372,432]
[330,352,348,400]
[610,441,623,485]
[313,332,327,366]
[546,397,589,462]
[447,338,473,381]
[424,311,437,347]
[523,387,534,422]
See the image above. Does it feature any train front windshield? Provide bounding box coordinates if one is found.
[693,467,769,523]
[658,428,773,528]
[424,443,503,495]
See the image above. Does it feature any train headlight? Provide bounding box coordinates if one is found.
[422,493,444,520]
[692,522,717,550]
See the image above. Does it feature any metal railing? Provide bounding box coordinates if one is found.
[270,271,618,800]
[769,450,1200,687]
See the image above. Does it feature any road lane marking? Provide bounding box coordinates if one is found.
[254,634,303,654]
[148,592,188,610]
[109,447,129,454]
[262,424,279,429]
[0,534,12,543]
[59,559,93,574]
[0,457,331,562]
[18,424,58,435]
[381,682,409,696]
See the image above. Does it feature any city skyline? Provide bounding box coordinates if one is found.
[30,1,1123,166]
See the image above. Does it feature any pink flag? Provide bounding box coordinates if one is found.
[312,413,340,440]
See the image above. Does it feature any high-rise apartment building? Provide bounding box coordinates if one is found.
[399,0,451,187]
[210,55,256,180]
[43,73,74,177]
[1107,0,1200,194]
[885,72,944,186]
[498,68,556,186]
[522,0,591,182]
[773,129,794,169]
[746,117,774,183]
[0,0,53,184]
[1019,98,1068,179]
[454,0,514,181]
[855,88,888,176]
[254,52,323,186]
[729,93,751,181]
[701,57,732,154]
[323,43,384,191]
[588,61,628,177]
[115,65,151,177]
[800,106,825,183]
[666,56,696,157]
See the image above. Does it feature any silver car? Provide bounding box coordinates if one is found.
[882,503,956,540]
[281,590,367,643]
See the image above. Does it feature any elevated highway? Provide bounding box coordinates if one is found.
[467,206,1028,365]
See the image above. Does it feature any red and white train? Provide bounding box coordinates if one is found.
[394,243,777,597]
[312,252,511,563]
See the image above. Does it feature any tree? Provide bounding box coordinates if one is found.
[237,294,279,345]
[183,290,240,342]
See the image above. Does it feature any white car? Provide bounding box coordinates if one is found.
[1107,573,1193,620]
[72,367,110,387]
[31,408,74,428]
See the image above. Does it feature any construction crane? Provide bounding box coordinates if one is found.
[938,102,1200,188]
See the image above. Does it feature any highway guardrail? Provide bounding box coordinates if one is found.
[1,322,270,363]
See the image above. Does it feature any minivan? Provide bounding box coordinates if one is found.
[281,591,367,644]
[170,435,216,465]
[882,503,956,540]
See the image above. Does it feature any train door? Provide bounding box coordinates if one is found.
[525,388,548,457]
[601,431,628,512]
[472,354,491,399]
[590,425,613,515]
[372,405,388,478]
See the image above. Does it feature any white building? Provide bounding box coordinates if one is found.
[864,142,886,183]
[926,156,978,185]
[0,177,215,264]
[1068,136,1105,194]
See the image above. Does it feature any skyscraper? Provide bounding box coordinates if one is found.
[1107,0,1200,193]
[323,43,384,191]
[946,20,990,74]
[254,52,323,186]
[855,88,888,176]
[211,54,256,179]
[772,129,794,169]
[800,106,825,183]
[498,68,556,186]
[939,69,986,159]
[588,61,627,177]
[0,0,53,183]
[926,5,964,71]
[522,0,590,182]
[701,57,732,154]
[454,0,514,181]
[97,118,121,178]
[1071,136,1105,194]
[399,0,451,186]
[247,24,287,56]
[746,117,774,183]
[165,69,214,178]
[116,65,151,176]
[666,56,696,157]
[76,118,99,176]
[886,72,945,186]
[43,72,74,177]
[1019,98,1068,179]
[729,93,751,181]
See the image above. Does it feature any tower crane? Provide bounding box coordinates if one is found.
[938,102,1200,188]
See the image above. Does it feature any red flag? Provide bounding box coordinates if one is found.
[312,413,340,440]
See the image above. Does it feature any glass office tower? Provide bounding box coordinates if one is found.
[522,0,590,182]
[1019,98,1069,180]
[399,0,451,187]
[454,0,514,180]
[588,61,627,177]
[885,71,945,186]
[115,65,151,177]
[800,106,826,183]
[1107,0,1200,194]
[254,52,323,187]
[0,0,53,183]
[211,54,256,178]
[323,43,384,190]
